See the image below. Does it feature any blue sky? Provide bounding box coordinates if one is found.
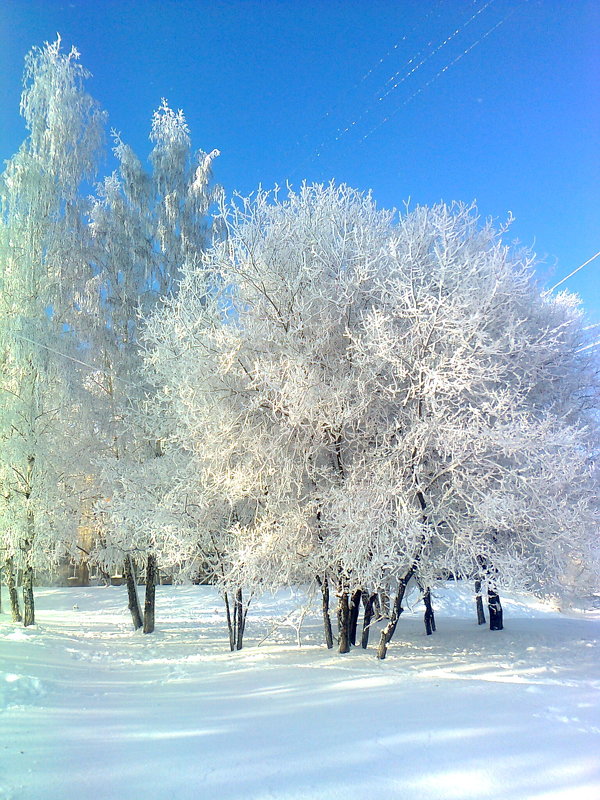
[1,0,598,318]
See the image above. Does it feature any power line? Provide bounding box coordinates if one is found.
[356,0,448,87]
[360,5,516,143]
[323,0,448,123]
[544,250,600,295]
[288,0,478,179]
[372,0,496,107]
[331,0,485,142]
[291,0,505,175]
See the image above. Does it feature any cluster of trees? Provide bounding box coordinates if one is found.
[1,40,598,658]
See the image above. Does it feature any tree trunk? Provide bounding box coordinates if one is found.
[235,587,244,651]
[348,589,362,646]
[22,565,35,627]
[224,590,235,651]
[475,580,486,625]
[377,571,413,660]
[423,586,436,635]
[124,554,142,630]
[317,575,334,649]
[224,587,249,651]
[143,554,157,634]
[488,589,504,631]
[361,591,377,649]
[6,558,21,622]
[337,590,350,654]
[241,592,251,644]
[22,499,35,627]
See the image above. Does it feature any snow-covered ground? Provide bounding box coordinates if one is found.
[1,584,599,800]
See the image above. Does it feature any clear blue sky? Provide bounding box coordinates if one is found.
[1,0,598,317]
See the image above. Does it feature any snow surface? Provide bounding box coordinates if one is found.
[1,584,599,800]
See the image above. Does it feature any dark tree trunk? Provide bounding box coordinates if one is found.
[124,555,142,630]
[475,580,486,625]
[337,590,350,654]
[22,565,35,627]
[423,587,436,635]
[242,593,251,644]
[226,587,249,651]
[361,591,377,649]
[235,587,244,651]
[377,571,413,660]
[317,575,334,649]
[348,589,362,646]
[488,589,504,631]
[224,590,235,651]
[143,554,157,634]
[376,489,427,659]
[6,558,21,622]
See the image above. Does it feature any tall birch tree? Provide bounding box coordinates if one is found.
[82,101,219,630]
[0,37,105,624]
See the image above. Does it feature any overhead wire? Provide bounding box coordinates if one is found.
[288,0,459,178]
[320,0,447,125]
[543,250,600,295]
[577,339,600,354]
[291,0,505,176]
[288,0,446,180]
[335,0,497,143]
[540,251,600,354]
[360,4,518,142]
[375,0,490,99]
[355,0,448,85]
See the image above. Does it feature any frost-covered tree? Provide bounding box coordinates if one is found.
[135,258,255,648]
[0,37,105,625]
[143,183,398,650]
[143,185,599,655]
[81,100,220,631]
[324,203,599,655]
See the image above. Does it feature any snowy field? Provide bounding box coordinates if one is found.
[1,584,599,800]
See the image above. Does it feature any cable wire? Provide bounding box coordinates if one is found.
[544,250,600,295]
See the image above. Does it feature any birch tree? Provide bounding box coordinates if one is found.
[0,37,105,625]
[82,100,220,630]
